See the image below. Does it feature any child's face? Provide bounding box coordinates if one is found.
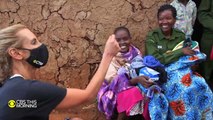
[158,10,176,35]
[115,30,131,53]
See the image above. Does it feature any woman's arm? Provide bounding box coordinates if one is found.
[145,38,184,65]
[56,35,120,109]
[145,36,195,65]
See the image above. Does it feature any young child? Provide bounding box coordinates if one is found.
[171,0,197,39]
[97,26,151,120]
[98,26,168,120]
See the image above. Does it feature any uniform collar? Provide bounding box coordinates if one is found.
[157,28,181,41]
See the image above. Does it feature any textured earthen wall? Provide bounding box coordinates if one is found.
[0,0,171,119]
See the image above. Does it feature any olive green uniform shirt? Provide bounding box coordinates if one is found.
[198,0,213,81]
[198,0,213,56]
[198,0,213,36]
[145,28,185,65]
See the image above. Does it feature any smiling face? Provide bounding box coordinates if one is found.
[158,10,176,36]
[115,29,131,53]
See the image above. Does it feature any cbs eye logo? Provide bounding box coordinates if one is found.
[8,100,16,108]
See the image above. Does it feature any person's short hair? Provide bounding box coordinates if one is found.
[114,26,131,38]
[157,4,177,19]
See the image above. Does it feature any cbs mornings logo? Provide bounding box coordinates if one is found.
[8,99,37,108]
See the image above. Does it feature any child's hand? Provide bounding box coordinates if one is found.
[182,47,195,56]
[136,76,154,88]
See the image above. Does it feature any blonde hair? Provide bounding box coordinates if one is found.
[0,24,27,85]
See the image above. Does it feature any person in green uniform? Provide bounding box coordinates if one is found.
[198,0,213,86]
[145,4,195,65]
[145,5,213,119]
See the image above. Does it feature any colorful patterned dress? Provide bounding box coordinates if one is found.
[163,52,213,119]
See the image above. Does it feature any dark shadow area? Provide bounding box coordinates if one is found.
[192,0,202,43]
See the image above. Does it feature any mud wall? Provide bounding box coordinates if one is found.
[0,0,171,119]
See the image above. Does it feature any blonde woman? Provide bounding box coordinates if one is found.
[0,24,120,120]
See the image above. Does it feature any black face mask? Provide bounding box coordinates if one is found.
[20,44,49,68]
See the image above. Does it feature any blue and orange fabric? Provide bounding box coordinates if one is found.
[163,52,213,119]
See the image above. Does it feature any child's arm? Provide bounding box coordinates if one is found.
[130,76,154,88]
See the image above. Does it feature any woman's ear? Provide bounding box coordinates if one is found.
[7,48,25,60]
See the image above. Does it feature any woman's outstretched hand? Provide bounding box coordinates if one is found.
[103,34,121,57]
[56,35,120,110]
